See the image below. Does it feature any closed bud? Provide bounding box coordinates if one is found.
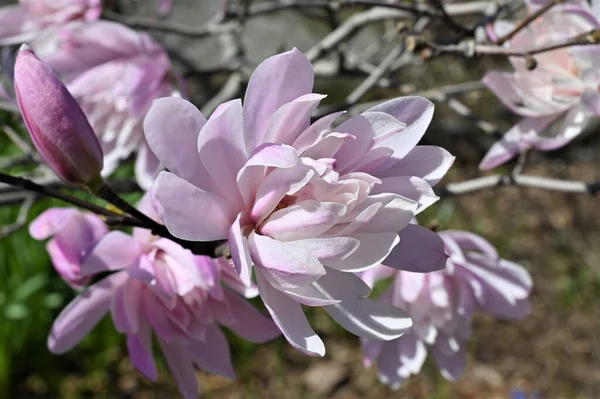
[14,45,103,187]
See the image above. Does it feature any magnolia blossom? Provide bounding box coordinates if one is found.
[48,197,279,399]
[361,230,532,388]
[145,48,454,356]
[31,21,177,189]
[0,0,102,46]
[481,0,600,170]
[29,208,107,289]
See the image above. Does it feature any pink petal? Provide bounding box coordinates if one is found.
[360,265,396,288]
[440,230,498,259]
[262,93,326,145]
[48,271,128,354]
[384,224,448,273]
[236,143,299,207]
[325,233,399,272]
[29,208,79,240]
[157,338,199,399]
[197,99,247,204]
[396,332,428,376]
[361,338,384,368]
[248,232,326,289]
[288,237,360,262]
[127,326,158,381]
[431,342,466,381]
[134,141,162,191]
[324,293,412,340]
[530,107,588,151]
[376,341,405,389]
[366,96,435,168]
[483,71,546,117]
[187,325,235,379]
[82,231,142,275]
[256,271,325,356]
[259,200,344,242]
[228,213,253,287]
[293,111,346,152]
[375,145,455,186]
[251,165,314,224]
[222,288,281,343]
[243,48,314,152]
[372,176,439,214]
[153,171,234,241]
[144,97,215,190]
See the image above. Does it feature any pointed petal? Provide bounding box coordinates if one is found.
[244,48,314,152]
[228,213,253,287]
[127,328,158,381]
[29,208,79,240]
[256,271,325,356]
[82,231,142,275]
[222,288,281,343]
[48,271,127,354]
[384,224,448,273]
[153,171,234,241]
[187,325,236,379]
[262,93,325,145]
[157,338,199,399]
[325,233,399,272]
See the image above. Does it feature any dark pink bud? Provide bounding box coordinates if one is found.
[14,45,103,186]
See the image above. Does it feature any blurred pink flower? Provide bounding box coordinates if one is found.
[0,0,102,46]
[361,230,532,388]
[31,20,177,189]
[145,48,454,356]
[29,208,108,290]
[47,197,279,399]
[481,0,600,170]
[158,0,174,15]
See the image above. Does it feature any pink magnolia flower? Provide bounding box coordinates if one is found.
[481,0,600,170]
[0,0,102,46]
[29,208,108,290]
[31,21,177,189]
[361,230,532,388]
[48,197,279,399]
[145,48,455,356]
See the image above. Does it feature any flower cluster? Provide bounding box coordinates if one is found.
[33,198,280,398]
[481,0,600,169]
[361,229,532,388]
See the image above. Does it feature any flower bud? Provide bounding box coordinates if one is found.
[14,45,103,186]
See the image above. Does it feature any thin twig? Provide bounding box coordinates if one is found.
[495,0,568,45]
[0,194,36,238]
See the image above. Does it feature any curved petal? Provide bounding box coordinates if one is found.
[157,338,199,399]
[187,325,236,379]
[127,322,158,381]
[82,231,142,275]
[372,176,439,214]
[221,288,281,342]
[248,232,326,289]
[431,342,466,381]
[375,146,455,186]
[360,265,396,288]
[262,93,326,145]
[384,224,448,273]
[483,71,546,117]
[228,213,253,287]
[256,271,325,356]
[134,142,162,191]
[440,231,498,259]
[325,296,412,340]
[48,271,128,354]
[244,48,314,152]
[144,97,213,190]
[376,341,405,389]
[153,171,234,241]
[325,233,399,272]
[366,96,435,169]
[29,208,79,240]
[197,99,247,204]
[530,107,588,151]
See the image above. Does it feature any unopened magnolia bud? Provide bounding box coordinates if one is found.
[14,45,103,186]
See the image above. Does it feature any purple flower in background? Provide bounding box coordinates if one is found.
[158,0,175,15]
[361,230,532,388]
[145,48,454,356]
[0,0,102,46]
[29,208,108,290]
[31,20,177,189]
[47,196,280,399]
[481,0,600,170]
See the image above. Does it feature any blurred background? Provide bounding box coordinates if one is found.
[1,0,600,398]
